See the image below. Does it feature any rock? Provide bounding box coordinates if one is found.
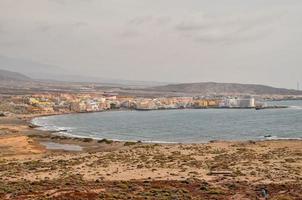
[28,123,39,128]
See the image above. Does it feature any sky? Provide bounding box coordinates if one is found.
[0,0,302,89]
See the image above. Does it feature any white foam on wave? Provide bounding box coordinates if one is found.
[142,140,178,144]
[39,125,73,132]
[31,118,73,132]
[289,106,302,110]
[56,131,87,138]
[49,130,179,144]
[260,135,302,141]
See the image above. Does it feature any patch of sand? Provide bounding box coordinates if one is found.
[0,135,45,157]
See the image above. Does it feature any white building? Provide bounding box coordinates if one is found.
[225,97,255,108]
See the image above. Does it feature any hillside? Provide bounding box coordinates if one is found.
[0,69,32,82]
[148,82,302,96]
[0,55,168,87]
[1,68,301,97]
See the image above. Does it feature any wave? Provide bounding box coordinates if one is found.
[37,125,73,132]
[289,106,302,110]
[31,118,73,132]
[260,135,302,141]
[53,131,178,144]
[32,119,177,143]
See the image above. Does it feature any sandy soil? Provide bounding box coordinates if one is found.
[0,115,302,199]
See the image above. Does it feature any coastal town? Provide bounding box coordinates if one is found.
[0,93,263,115]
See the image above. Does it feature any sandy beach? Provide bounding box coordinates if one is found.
[0,115,302,199]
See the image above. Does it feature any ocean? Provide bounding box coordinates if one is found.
[32,100,302,143]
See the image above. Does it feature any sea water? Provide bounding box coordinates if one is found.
[32,100,302,143]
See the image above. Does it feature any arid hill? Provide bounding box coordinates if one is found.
[0,69,32,82]
[1,69,302,97]
[149,82,302,96]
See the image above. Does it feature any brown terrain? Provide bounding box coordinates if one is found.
[2,69,302,98]
[0,114,302,200]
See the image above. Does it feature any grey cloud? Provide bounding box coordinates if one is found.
[123,16,171,39]
[36,23,52,32]
[35,21,88,33]
[0,21,8,35]
[128,16,154,25]
[176,22,208,31]
[156,17,172,26]
[176,22,206,31]
[128,16,172,26]
[73,22,88,27]
[0,0,301,88]
[0,25,4,34]
[175,11,286,44]
[119,30,142,38]
[194,28,274,45]
[48,0,94,5]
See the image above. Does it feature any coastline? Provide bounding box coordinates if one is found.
[9,106,302,149]
[1,113,302,199]
[2,110,302,154]
[28,106,298,145]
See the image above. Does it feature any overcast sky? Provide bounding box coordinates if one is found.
[0,0,302,88]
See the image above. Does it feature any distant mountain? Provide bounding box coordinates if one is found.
[0,55,168,87]
[0,69,32,82]
[149,82,302,96]
[0,69,301,96]
[0,55,67,80]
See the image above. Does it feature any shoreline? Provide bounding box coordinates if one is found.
[27,103,290,120]
[28,106,300,145]
[2,110,302,149]
[2,110,302,145]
